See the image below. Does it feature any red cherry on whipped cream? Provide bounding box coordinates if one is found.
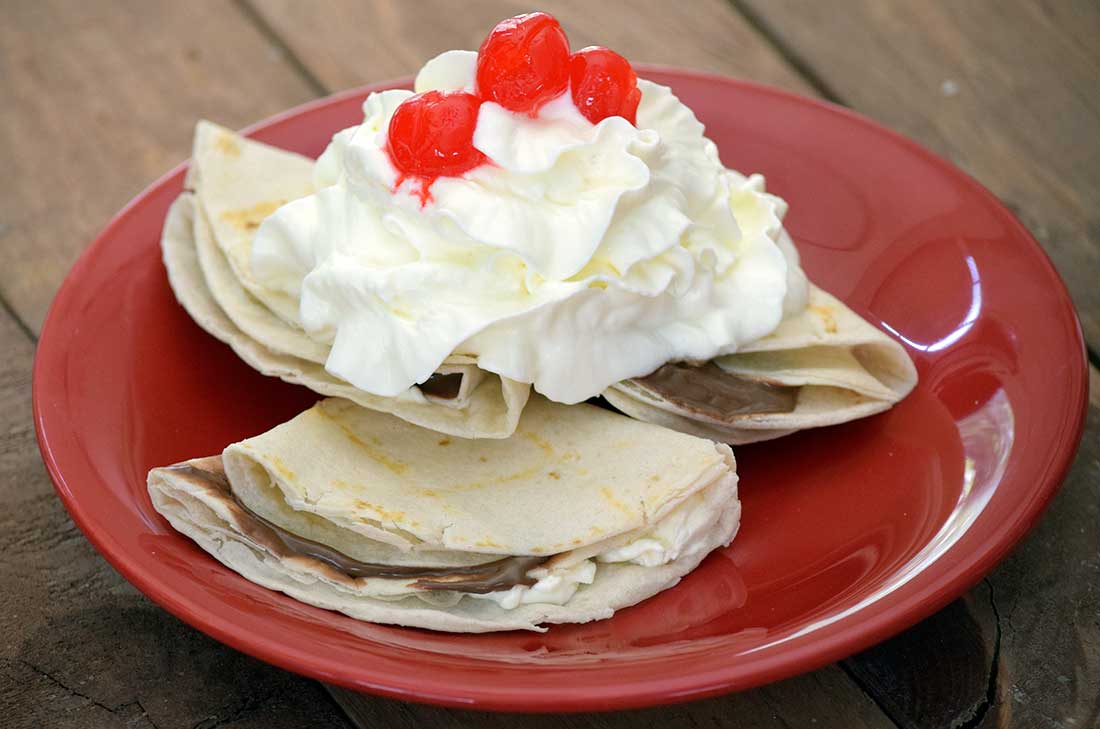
[569,46,641,125]
[476,12,570,114]
[386,90,487,204]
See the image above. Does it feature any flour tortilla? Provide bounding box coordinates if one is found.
[193,198,330,364]
[222,396,733,554]
[188,120,311,327]
[188,120,332,361]
[162,193,530,438]
[147,397,739,632]
[603,285,917,444]
[189,120,495,371]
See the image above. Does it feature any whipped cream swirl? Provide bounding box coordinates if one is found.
[252,50,808,403]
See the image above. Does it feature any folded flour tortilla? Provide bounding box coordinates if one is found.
[147,396,740,632]
[164,122,530,438]
[603,285,917,444]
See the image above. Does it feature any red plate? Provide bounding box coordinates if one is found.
[34,68,1087,712]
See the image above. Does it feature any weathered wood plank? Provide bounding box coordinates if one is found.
[736,0,1100,354]
[0,312,351,728]
[843,583,1003,728]
[0,0,320,335]
[4,2,1095,727]
[0,3,352,724]
[246,0,816,95]
[979,367,1100,727]
[327,664,897,729]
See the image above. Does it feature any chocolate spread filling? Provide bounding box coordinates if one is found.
[417,372,464,400]
[168,463,545,594]
[631,362,798,421]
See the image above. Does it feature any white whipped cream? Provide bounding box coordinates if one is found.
[252,49,807,403]
[473,560,597,610]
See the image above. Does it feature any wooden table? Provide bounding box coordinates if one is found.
[2,2,1097,727]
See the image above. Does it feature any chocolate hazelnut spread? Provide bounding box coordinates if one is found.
[631,362,798,421]
[167,463,545,594]
[417,372,464,400]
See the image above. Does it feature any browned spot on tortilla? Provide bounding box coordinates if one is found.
[810,304,839,334]
[353,501,406,523]
[547,471,561,480]
[214,133,241,157]
[599,487,634,518]
[313,403,409,475]
[219,199,287,232]
[518,430,554,456]
[451,462,545,492]
[438,438,451,446]
[269,455,296,482]
[479,455,488,463]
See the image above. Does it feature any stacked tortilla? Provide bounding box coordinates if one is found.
[149,397,739,632]
[170,121,914,444]
[607,285,917,443]
[151,121,915,632]
[165,121,530,439]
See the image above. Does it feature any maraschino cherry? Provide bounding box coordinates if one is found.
[476,12,570,115]
[386,90,486,205]
[385,13,644,207]
[569,46,641,125]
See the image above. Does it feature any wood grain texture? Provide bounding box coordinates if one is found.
[327,664,896,729]
[977,367,1100,727]
[0,0,319,335]
[843,584,1003,728]
[3,1,1097,727]
[245,0,816,95]
[0,313,350,728]
[736,0,1100,354]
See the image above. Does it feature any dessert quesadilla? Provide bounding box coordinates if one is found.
[148,397,739,632]
[148,11,920,638]
[165,123,530,439]
[604,285,917,444]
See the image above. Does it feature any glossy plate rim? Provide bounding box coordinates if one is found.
[33,66,1089,712]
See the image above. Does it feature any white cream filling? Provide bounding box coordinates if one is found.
[472,560,598,610]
